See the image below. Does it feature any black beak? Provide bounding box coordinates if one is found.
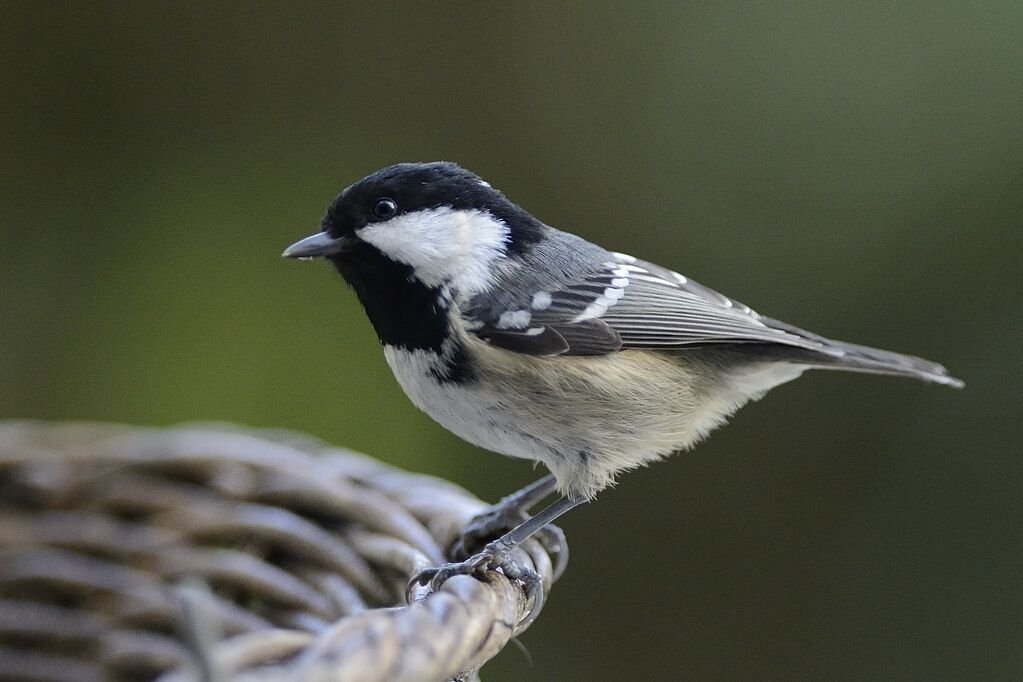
[282,231,351,259]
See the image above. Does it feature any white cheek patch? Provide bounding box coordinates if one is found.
[358,207,510,295]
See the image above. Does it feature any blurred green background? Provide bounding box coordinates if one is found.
[2,2,1021,679]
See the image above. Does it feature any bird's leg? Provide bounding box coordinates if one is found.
[501,472,560,508]
[409,495,585,627]
[482,494,583,556]
[450,474,559,560]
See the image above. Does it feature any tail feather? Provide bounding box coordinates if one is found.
[808,338,964,388]
[760,317,964,388]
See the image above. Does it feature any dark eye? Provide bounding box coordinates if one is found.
[372,198,397,220]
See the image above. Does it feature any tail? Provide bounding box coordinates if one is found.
[760,317,964,388]
[806,338,964,388]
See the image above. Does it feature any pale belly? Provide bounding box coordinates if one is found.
[381,340,803,499]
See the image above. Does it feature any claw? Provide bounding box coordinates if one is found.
[533,524,569,581]
[406,546,498,601]
[405,544,544,630]
[408,492,579,629]
[497,557,545,628]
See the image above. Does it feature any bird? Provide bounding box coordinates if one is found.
[284,161,962,616]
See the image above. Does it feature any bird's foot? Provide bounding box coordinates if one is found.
[451,506,569,580]
[406,540,545,628]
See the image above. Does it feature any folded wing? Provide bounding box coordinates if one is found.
[463,252,828,356]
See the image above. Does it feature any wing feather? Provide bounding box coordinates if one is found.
[463,252,827,356]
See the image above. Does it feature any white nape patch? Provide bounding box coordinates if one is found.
[531,291,553,310]
[611,251,636,264]
[358,206,509,295]
[497,309,531,329]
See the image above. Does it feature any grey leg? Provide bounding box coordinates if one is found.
[495,473,558,510]
[450,473,567,577]
[484,495,582,555]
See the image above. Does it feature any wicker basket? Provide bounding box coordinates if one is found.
[0,422,562,681]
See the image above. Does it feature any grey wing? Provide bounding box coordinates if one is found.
[594,254,830,352]
[461,251,963,388]
[608,255,961,387]
[462,251,830,357]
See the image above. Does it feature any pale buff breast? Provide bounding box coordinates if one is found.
[384,330,804,499]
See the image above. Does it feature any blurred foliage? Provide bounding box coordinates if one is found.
[2,2,1021,680]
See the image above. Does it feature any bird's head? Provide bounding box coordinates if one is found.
[284,162,545,297]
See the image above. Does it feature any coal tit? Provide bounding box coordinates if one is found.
[284,162,963,606]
